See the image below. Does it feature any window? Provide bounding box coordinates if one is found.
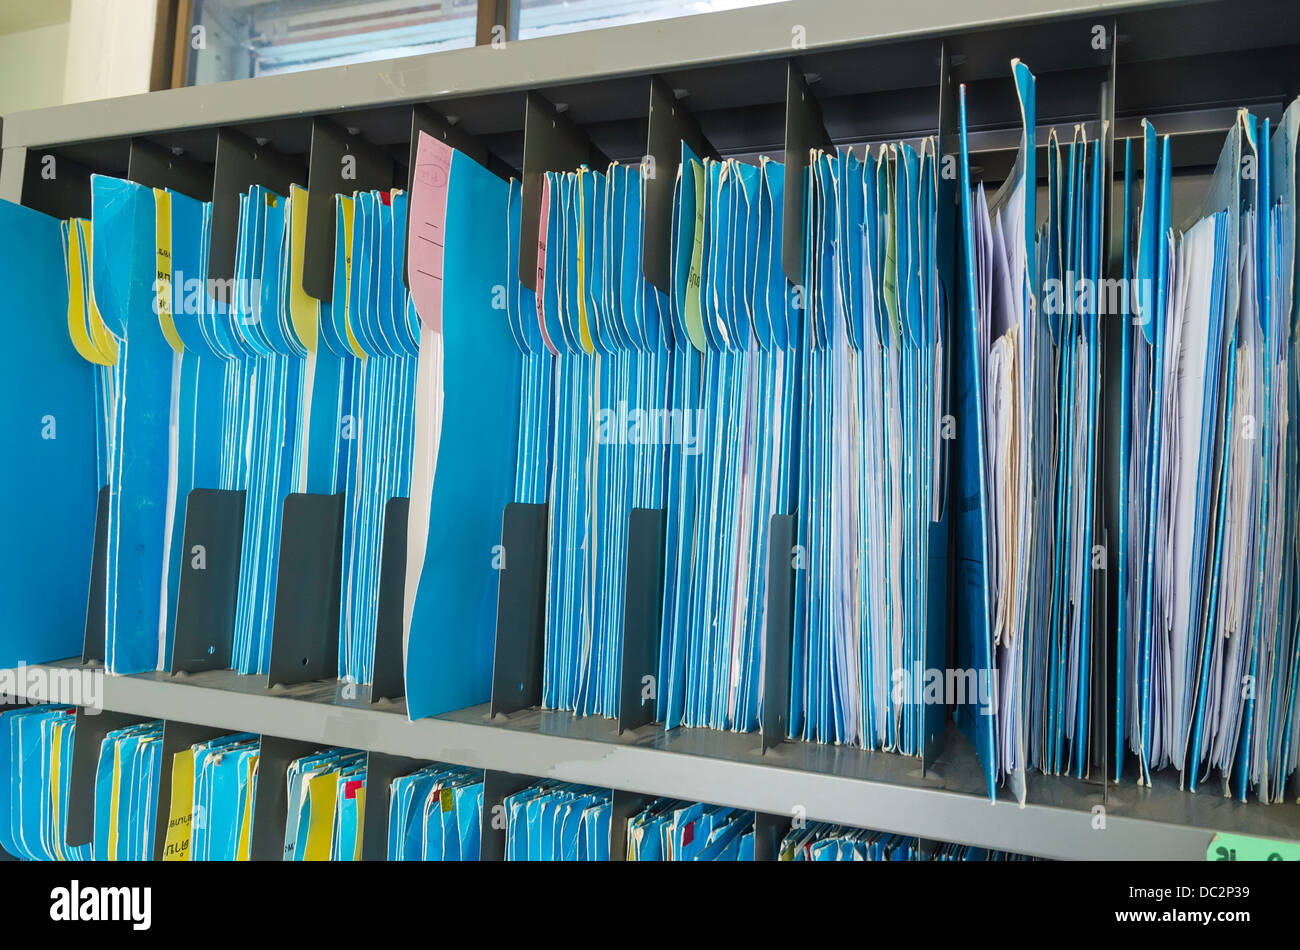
[183,0,786,85]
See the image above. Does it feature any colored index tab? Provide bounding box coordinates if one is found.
[288,184,318,352]
[153,188,183,353]
[535,174,559,353]
[162,749,195,860]
[407,130,453,335]
[683,158,707,353]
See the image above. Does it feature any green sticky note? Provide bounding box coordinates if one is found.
[1207,833,1300,862]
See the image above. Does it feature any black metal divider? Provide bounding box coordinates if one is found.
[618,508,666,734]
[519,91,609,292]
[66,708,157,848]
[781,60,832,285]
[1094,19,1120,791]
[170,488,246,674]
[489,502,549,717]
[266,492,346,688]
[642,75,717,295]
[369,496,410,704]
[922,41,960,776]
[761,513,796,754]
[81,485,109,664]
[208,128,305,287]
[753,811,793,861]
[249,735,326,861]
[479,769,537,861]
[126,137,213,202]
[152,720,230,860]
[302,117,395,302]
[360,750,431,860]
[609,789,655,861]
[20,146,93,220]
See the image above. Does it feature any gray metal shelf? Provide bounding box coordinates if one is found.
[10,659,1298,861]
[4,0,1299,862]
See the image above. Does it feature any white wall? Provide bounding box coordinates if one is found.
[62,0,158,105]
[0,22,70,115]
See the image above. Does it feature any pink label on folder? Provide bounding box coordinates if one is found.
[344,779,363,800]
[535,174,559,355]
[407,131,452,334]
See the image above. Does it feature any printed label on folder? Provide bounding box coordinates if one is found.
[162,749,195,860]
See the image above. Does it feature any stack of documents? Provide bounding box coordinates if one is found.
[402,132,523,719]
[386,763,484,860]
[533,162,670,717]
[0,705,93,860]
[327,188,419,685]
[283,747,366,860]
[625,798,754,860]
[502,782,611,860]
[657,152,796,733]
[1021,123,1107,780]
[223,184,313,676]
[777,823,1030,860]
[957,63,1110,794]
[66,176,174,675]
[184,733,260,860]
[1118,100,1300,801]
[92,719,164,860]
[790,138,948,750]
[954,62,1041,802]
[779,824,922,860]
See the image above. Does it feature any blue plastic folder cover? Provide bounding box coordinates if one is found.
[91,175,174,674]
[403,132,520,718]
[0,201,98,668]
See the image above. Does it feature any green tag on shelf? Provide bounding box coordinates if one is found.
[1207,833,1300,862]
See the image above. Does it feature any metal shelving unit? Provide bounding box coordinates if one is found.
[3,0,1299,861]
[10,659,1299,861]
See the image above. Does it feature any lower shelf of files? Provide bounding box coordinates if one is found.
[8,659,1298,861]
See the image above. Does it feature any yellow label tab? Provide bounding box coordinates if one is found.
[162,749,195,860]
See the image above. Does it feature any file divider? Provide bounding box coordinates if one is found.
[65,708,156,848]
[489,502,549,717]
[761,513,796,754]
[266,492,346,688]
[80,485,110,664]
[618,507,666,734]
[519,91,609,291]
[169,488,247,675]
[781,60,832,285]
[1097,22,1122,789]
[1091,529,1110,793]
[479,769,537,860]
[208,128,305,288]
[126,137,213,202]
[752,811,792,861]
[20,146,92,220]
[302,117,395,302]
[923,41,961,775]
[249,735,327,861]
[152,720,229,860]
[609,789,655,861]
[369,496,410,704]
[642,76,717,295]
[360,750,431,860]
